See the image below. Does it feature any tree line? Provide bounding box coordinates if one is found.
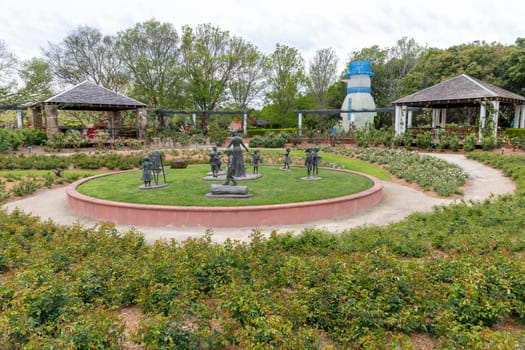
[1,19,524,130]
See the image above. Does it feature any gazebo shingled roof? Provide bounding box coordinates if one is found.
[43,81,147,111]
[392,74,525,107]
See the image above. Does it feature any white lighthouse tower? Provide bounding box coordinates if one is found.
[340,61,377,131]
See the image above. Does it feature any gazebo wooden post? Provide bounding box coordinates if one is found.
[521,105,525,128]
[440,109,447,129]
[31,107,43,129]
[394,106,402,135]
[478,102,487,141]
[431,109,438,128]
[400,106,407,134]
[491,101,500,138]
[407,110,413,129]
[514,105,522,128]
[44,103,59,139]
[243,113,248,137]
[111,111,122,139]
[298,112,303,136]
[136,107,148,140]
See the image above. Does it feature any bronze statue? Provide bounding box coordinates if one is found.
[223,148,237,186]
[252,149,260,174]
[304,148,313,177]
[141,156,153,187]
[312,147,321,176]
[282,147,291,170]
[209,146,221,177]
[224,131,249,178]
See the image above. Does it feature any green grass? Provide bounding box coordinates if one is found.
[261,149,391,181]
[0,169,104,178]
[76,165,374,207]
[318,152,391,180]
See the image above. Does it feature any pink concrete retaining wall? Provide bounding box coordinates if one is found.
[66,170,383,228]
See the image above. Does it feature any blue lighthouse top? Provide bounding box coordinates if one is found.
[344,60,375,78]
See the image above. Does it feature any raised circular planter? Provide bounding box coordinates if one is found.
[66,170,383,228]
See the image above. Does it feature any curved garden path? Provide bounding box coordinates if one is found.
[2,153,516,243]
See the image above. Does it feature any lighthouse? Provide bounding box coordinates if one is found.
[340,61,376,131]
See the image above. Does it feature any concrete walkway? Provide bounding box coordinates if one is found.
[2,154,516,243]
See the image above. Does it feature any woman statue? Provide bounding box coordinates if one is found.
[141,157,153,187]
[224,131,249,178]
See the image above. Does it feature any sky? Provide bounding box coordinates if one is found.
[1,0,524,73]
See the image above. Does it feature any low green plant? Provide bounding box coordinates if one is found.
[414,131,433,150]
[10,178,40,196]
[481,135,496,150]
[248,131,290,148]
[463,134,478,152]
[342,147,467,196]
[45,132,66,151]
[0,149,524,349]
[509,136,525,151]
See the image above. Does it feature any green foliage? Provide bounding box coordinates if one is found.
[1,148,524,348]
[481,135,497,150]
[207,123,230,146]
[45,132,66,151]
[344,147,467,196]
[0,152,143,171]
[414,131,433,150]
[398,41,514,96]
[505,128,525,139]
[10,177,40,196]
[463,133,478,152]
[248,131,290,148]
[64,129,88,149]
[139,315,200,349]
[17,128,47,146]
[247,127,297,137]
[508,136,525,151]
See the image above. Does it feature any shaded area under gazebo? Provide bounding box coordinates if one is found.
[392,74,525,137]
[29,81,148,140]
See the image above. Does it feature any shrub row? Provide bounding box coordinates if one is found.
[247,127,296,137]
[0,152,144,171]
[1,152,524,348]
[249,131,290,148]
[329,147,467,196]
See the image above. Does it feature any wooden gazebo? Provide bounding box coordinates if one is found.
[30,81,148,139]
[392,74,525,137]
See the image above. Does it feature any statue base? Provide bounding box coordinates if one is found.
[203,173,262,181]
[138,183,168,190]
[206,184,252,198]
[300,176,322,181]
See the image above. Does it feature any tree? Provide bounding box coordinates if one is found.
[43,26,129,92]
[16,58,53,104]
[117,20,185,109]
[501,38,525,96]
[0,40,18,104]
[307,47,338,109]
[264,43,306,127]
[180,23,250,129]
[398,41,512,96]
[227,42,266,110]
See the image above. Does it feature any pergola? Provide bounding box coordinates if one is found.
[30,81,148,139]
[391,74,525,137]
